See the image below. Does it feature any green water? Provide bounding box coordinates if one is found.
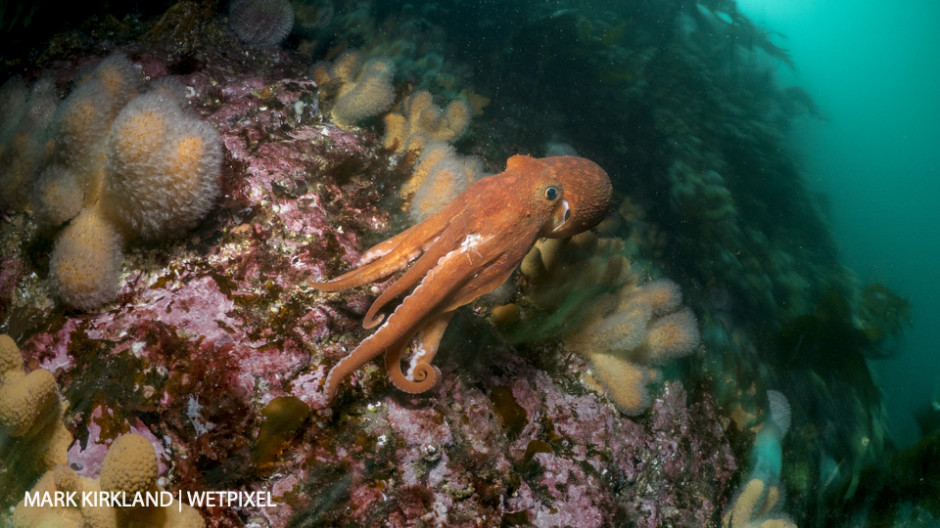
[738,0,940,447]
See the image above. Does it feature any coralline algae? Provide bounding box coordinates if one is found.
[1,45,737,528]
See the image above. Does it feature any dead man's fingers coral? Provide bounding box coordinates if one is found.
[73,53,141,106]
[98,433,159,495]
[0,334,72,471]
[399,139,456,198]
[567,296,652,356]
[30,165,84,228]
[49,207,125,311]
[99,433,206,527]
[331,56,396,129]
[587,352,651,416]
[0,369,58,437]
[0,74,58,210]
[429,99,471,142]
[641,308,701,363]
[0,130,44,210]
[0,334,21,375]
[623,278,683,316]
[13,432,204,528]
[408,154,482,223]
[101,90,222,240]
[53,54,141,179]
[383,90,472,153]
[229,0,295,49]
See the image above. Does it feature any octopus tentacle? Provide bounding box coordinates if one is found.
[308,248,421,292]
[309,199,469,292]
[308,230,430,292]
[362,228,466,328]
[355,219,441,265]
[321,332,408,402]
[440,245,533,313]
[316,155,612,402]
[323,233,508,401]
[381,233,534,393]
[385,311,453,394]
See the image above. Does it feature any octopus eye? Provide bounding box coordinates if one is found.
[545,186,560,201]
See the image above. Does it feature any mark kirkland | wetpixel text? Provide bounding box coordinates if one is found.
[23,489,276,510]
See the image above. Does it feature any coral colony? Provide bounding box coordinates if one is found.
[0,1,921,527]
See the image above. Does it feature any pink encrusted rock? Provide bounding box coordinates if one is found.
[133,275,239,344]
[274,342,735,528]
[0,46,738,528]
[510,461,608,527]
[68,406,169,479]
[1,47,390,518]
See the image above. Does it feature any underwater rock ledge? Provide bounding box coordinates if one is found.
[0,45,740,527]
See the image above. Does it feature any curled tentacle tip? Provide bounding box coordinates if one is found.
[362,313,386,329]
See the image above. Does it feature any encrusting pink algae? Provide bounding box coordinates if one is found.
[0,1,913,527]
[0,51,734,526]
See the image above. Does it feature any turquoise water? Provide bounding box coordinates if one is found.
[737,0,940,446]
[2,0,939,525]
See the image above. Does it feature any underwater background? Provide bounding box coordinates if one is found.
[0,0,937,527]
[735,0,940,447]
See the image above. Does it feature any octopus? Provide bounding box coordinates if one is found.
[310,154,612,402]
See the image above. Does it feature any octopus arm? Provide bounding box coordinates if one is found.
[322,231,526,401]
[361,228,467,328]
[383,240,529,394]
[308,200,472,292]
[385,311,453,394]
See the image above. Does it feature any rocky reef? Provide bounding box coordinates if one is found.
[0,0,920,527]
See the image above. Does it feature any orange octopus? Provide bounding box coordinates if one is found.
[311,155,612,402]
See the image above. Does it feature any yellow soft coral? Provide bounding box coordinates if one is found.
[0,74,57,210]
[401,140,483,223]
[398,140,455,198]
[0,368,58,437]
[13,433,205,528]
[0,334,72,474]
[46,74,220,310]
[108,101,166,168]
[1,54,221,311]
[640,308,701,363]
[721,478,796,528]
[167,135,207,195]
[0,334,21,376]
[585,353,651,415]
[323,50,396,130]
[0,131,45,210]
[512,232,701,415]
[74,53,141,108]
[101,90,221,241]
[568,282,700,414]
[48,206,125,311]
[10,471,85,528]
[51,55,141,208]
[99,433,160,495]
[31,165,85,228]
[382,90,470,153]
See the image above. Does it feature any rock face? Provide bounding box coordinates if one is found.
[293,374,736,528]
[0,46,739,527]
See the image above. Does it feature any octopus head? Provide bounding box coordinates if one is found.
[541,156,612,238]
[538,181,572,236]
